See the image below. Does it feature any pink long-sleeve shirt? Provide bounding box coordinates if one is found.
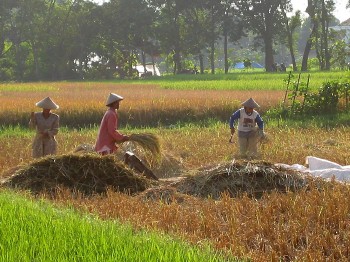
[95,108,127,154]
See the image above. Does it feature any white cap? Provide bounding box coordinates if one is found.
[242,98,260,108]
[106,93,124,106]
[35,97,59,109]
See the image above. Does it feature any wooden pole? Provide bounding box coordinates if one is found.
[283,71,292,107]
[301,74,311,113]
[291,73,301,114]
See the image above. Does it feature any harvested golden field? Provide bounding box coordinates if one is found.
[0,82,283,127]
[1,81,350,261]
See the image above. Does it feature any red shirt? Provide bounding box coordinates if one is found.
[95,108,126,153]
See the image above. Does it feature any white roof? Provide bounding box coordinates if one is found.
[134,64,160,76]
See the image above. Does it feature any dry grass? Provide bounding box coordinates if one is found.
[0,82,282,112]
[0,82,284,127]
[2,82,350,261]
[2,125,350,174]
[52,181,350,261]
[2,124,350,260]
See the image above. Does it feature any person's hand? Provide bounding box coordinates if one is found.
[41,129,49,138]
[122,136,130,142]
[258,129,266,140]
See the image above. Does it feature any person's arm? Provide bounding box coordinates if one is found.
[29,112,36,129]
[229,110,240,134]
[255,113,264,130]
[107,112,128,142]
[255,113,266,138]
[47,115,59,137]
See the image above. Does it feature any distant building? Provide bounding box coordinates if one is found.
[134,64,161,77]
[330,17,350,63]
[330,17,350,44]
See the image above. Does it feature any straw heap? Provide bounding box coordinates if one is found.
[2,154,150,196]
[175,160,319,199]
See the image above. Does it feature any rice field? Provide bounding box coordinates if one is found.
[138,70,349,90]
[0,190,230,262]
[1,71,350,261]
[0,81,285,127]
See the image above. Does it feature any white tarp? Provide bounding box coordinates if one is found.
[134,64,160,76]
[275,156,350,182]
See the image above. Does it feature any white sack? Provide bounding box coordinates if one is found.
[306,156,342,170]
[275,156,350,183]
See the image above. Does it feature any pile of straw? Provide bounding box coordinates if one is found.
[2,154,150,196]
[175,160,318,199]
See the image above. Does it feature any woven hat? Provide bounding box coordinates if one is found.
[106,93,124,106]
[242,98,260,108]
[36,97,59,109]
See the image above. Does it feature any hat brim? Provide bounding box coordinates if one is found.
[35,97,59,110]
[106,93,124,106]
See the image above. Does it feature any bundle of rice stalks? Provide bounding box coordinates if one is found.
[175,160,317,199]
[1,154,150,196]
[73,143,96,153]
[128,133,161,160]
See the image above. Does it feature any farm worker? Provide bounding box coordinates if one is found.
[229,98,265,159]
[95,93,129,155]
[29,97,60,158]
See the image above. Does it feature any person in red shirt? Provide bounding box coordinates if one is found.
[95,93,129,155]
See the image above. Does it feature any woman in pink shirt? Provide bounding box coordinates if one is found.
[95,93,129,155]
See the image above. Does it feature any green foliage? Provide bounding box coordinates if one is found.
[0,0,347,81]
[243,58,251,68]
[181,59,196,70]
[278,79,350,117]
[330,40,349,70]
[0,58,15,81]
[307,58,320,70]
[0,190,231,262]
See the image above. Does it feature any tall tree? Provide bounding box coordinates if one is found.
[0,1,19,58]
[225,0,245,74]
[6,0,48,80]
[281,9,301,71]
[236,0,290,72]
[0,0,21,81]
[301,0,317,71]
[319,0,335,70]
[148,0,192,74]
[203,0,223,74]
[174,1,210,74]
[301,0,335,71]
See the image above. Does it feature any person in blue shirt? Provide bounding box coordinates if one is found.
[229,98,265,159]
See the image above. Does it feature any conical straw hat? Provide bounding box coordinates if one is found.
[106,93,124,106]
[35,97,59,109]
[242,98,260,108]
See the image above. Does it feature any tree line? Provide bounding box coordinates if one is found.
[0,0,349,81]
